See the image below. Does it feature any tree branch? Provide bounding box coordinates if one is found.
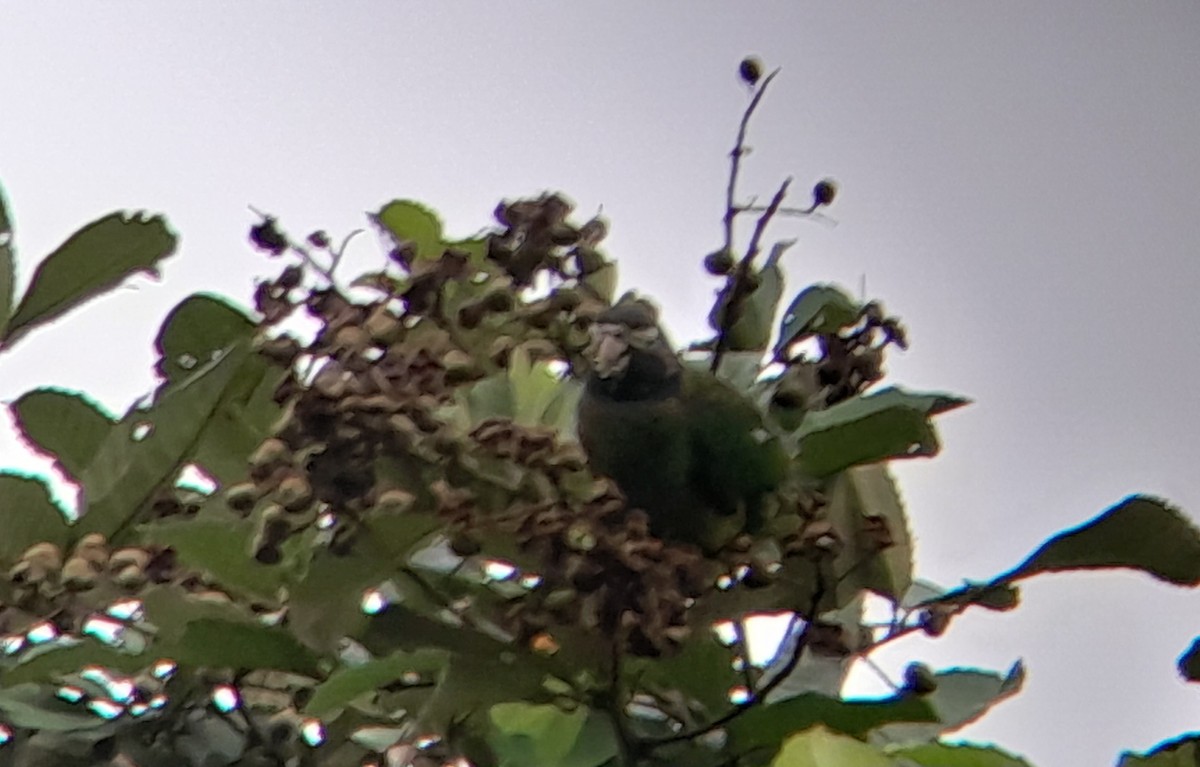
[722,68,782,255]
[710,177,791,373]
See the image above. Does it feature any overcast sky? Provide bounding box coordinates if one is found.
[3,4,1199,765]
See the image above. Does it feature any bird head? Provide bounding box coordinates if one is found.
[584,295,682,400]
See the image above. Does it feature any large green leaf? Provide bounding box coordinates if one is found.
[487,702,590,767]
[0,473,71,565]
[418,652,558,739]
[289,513,442,652]
[774,284,861,357]
[74,344,254,541]
[769,725,894,767]
[926,496,1200,622]
[887,741,1034,767]
[826,465,913,602]
[305,649,448,716]
[0,185,15,336]
[1119,733,1200,766]
[175,619,320,675]
[870,663,1024,746]
[726,692,936,757]
[11,388,115,486]
[634,628,740,717]
[4,211,176,348]
[140,515,285,600]
[793,386,969,477]
[155,293,256,386]
[375,200,444,260]
[184,351,285,485]
[1000,496,1200,586]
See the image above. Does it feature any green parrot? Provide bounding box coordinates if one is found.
[576,296,788,549]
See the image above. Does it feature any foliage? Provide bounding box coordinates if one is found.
[0,60,1194,767]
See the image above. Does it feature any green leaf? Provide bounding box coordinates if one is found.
[826,465,913,602]
[305,650,448,716]
[289,512,443,652]
[871,663,1024,746]
[0,473,71,565]
[488,702,588,767]
[726,693,936,757]
[417,651,560,737]
[710,240,793,353]
[793,386,969,477]
[4,211,176,348]
[1001,496,1200,586]
[155,293,256,386]
[140,515,284,600]
[175,619,320,675]
[887,741,1034,767]
[770,725,894,767]
[0,683,115,731]
[449,236,488,263]
[1119,733,1200,766]
[11,388,115,486]
[0,640,148,687]
[74,343,253,541]
[775,284,861,356]
[376,200,444,260]
[581,263,618,304]
[0,185,16,336]
[185,351,285,485]
[634,628,739,717]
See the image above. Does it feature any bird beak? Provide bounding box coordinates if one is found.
[588,331,630,379]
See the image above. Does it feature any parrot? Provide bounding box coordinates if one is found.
[576,296,788,549]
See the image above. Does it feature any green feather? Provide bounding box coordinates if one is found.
[577,298,787,549]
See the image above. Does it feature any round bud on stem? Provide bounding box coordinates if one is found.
[812,178,838,207]
[739,56,763,87]
[703,249,735,276]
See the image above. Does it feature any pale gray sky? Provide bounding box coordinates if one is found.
[3,4,1199,765]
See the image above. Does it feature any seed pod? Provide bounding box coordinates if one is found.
[703,249,735,276]
[365,306,403,344]
[276,475,314,513]
[249,217,288,256]
[333,325,370,354]
[110,548,152,573]
[62,557,100,591]
[739,56,763,86]
[72,534,109,566]
[278,265,304,289]
[113,563,148,589]
[226,482,261,514]
[21,542,63,570]
[904,662,939,695]
[812,178,838,207]
[250,439,291,475]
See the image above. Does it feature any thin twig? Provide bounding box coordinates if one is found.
[722,68,782,255]
[734,203,818,218]
[645,563,826,750]
[247,205,340,286]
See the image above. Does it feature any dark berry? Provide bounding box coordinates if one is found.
[812,179,838,207]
